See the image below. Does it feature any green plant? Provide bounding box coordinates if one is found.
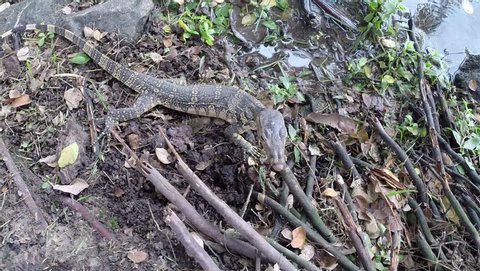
[176,2,232,45]
[241,0,289,43]
[398,114,426,140]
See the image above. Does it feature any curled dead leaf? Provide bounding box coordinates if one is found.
[39,154,58,167]
[305,113,356,134]
[127,134,140,150]
[322,188,339,198]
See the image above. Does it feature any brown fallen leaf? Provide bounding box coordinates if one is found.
[291,226,306,249]
[305,113,356,134]
[64,88,83,110]
[52,178,89,195]
[322,188,339,198]
[10,94,31,108]
[468,79,478,91]
[150,52,163,63]
[127,250,148,263]
[38,154,58,167]
[127,134,140,150]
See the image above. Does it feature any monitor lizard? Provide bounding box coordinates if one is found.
[1,24,287,171]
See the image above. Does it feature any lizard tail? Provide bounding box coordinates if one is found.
[1,24,139,88]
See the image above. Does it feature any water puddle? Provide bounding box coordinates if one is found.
[250,45,312,68]
[405,0,480,72]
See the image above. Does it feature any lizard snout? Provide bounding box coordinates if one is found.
[257,109,287,172]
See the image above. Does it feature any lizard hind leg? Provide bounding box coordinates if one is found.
[100,92,160,139]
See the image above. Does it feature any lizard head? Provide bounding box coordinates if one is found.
[257,109,287,171]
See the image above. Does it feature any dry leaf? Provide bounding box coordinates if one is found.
[52,179,89,195]
[16,47,30,61]
[39,154,58,167]
[305,113,356,134]
[322,188,339,198]
[9,89,21,99]
[163,37,173,48]
[10,94,31,108]
[281,228,292,240]
[150,52,163,63]
[114,187,125,197]
[291,226,306,249]
[64,88,83,110]
[173,0,184,4]
[195,160,211,170]
[300,243,315,260]
[255,203,265,210]
[61,5,72,14]
[468,79,478,91]
[93,30,107,41]
[127,250,148,263]
[155,148,172,164]
[286,194,294,209]
[127,134,140,150]
[83,26,95,38]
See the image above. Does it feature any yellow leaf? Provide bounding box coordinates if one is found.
[260,0,277,8]
[241,14,257,26]
[58,142,79,168]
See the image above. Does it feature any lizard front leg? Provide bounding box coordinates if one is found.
[224,124,264,159]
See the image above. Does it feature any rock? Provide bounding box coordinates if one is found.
[0,0,154,42]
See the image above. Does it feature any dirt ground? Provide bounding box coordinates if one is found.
[1,1,479,271]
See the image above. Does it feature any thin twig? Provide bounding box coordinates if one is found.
[55,195,114,240]
[165,208,222,271]
[373,118,428,204]
[0,137,48,230]
[280,164,337,243]
[264,237,322,271]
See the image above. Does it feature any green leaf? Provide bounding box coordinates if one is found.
[287,124,297,140]
[277,0,289,10]
[58,142,79,168]
[41,181,51,189]
[381,74,395,84]
[464,135,480,150]
[215,3,231,17]
[241,13,257,26]
[262,20,277,30]
[294,146,301,163]
[70,52,91,65]
[452,130,463,146]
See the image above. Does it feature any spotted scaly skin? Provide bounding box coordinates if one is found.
[0,24,287,170]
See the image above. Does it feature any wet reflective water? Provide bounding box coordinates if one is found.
[405,0,480,72]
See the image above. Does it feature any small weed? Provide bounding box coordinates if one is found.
[108,217,120,230]
[35,31,55,47]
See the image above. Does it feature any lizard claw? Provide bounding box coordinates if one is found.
[248,145,266,160]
